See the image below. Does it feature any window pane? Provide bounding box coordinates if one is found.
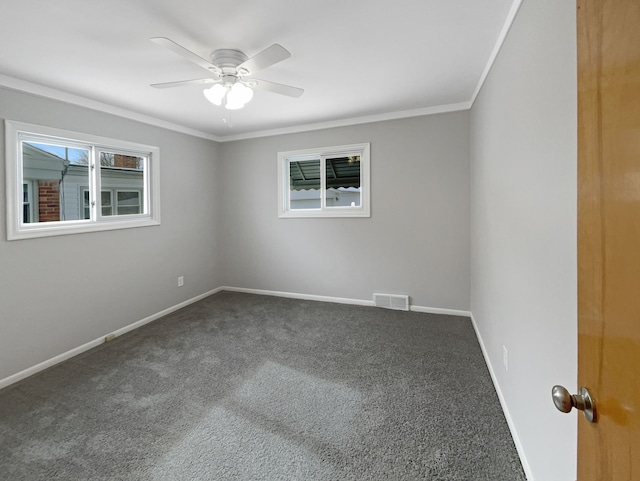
[116,191,141,215]
[289,159,321,209]
[21,141,89,223]
[325,156,361,207]
[100,152,145,217]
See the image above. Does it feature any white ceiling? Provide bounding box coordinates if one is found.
[0,0,517,140]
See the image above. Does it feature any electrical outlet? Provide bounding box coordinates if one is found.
[503,346,508,373]
[177,276,184,287]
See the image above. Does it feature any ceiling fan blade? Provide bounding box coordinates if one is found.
[237,44,291,75]
[150,78,219,89]
[151,37,221,75]
[250,78,304,98]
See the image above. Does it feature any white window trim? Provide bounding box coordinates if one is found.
[277,142,370,218]
[5,120,161,240]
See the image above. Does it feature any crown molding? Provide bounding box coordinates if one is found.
[217,102,472,142]
[0,74,221,142]
[470,0,524,106]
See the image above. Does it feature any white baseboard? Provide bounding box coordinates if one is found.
[220,286,375,306]
[410,305,471,317]
[108,287,222,338]
[0,337,107,392]
[0,288,222,391]
[221,286,471,318]
[469,312,534,481]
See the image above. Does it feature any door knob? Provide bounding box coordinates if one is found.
[551,385,596,423]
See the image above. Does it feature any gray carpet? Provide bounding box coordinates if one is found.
[0,291,526,480]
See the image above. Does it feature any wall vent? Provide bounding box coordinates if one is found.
[373,293,410,311]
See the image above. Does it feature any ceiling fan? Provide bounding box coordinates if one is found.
[150,37,304,110]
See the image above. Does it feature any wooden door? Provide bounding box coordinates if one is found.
[577,0,640,479]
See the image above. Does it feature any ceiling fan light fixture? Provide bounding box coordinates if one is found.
[230,82,253,104]
[203,83,227,106]
[224,98,245,110]
[204,82,254,110]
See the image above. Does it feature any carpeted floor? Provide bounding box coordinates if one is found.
[0,291,526,480]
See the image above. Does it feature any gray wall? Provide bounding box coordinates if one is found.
[0,88,222,381]
[219,112,470,310]
[469,1,577,480]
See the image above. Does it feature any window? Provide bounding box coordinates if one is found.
[5,120,160,240]
[278,143,370,218]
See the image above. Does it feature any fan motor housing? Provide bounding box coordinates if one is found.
[209,49,248,72]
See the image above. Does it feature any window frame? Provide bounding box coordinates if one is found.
[5,120,160,240]
[277,142,370,218]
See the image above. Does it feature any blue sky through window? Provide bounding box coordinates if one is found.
[26,141,88,164]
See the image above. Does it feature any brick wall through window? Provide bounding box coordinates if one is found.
[38,180,61,222]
